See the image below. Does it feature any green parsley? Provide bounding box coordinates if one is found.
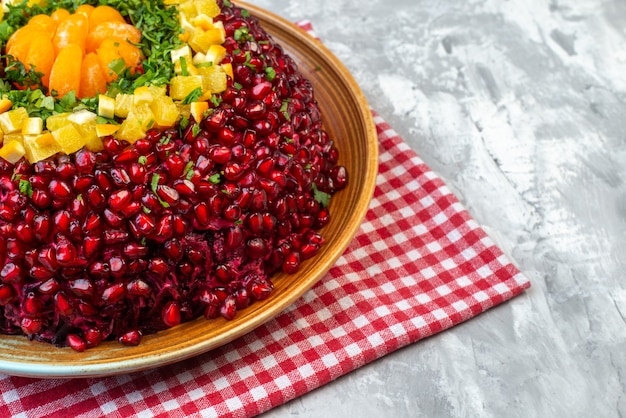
[191,124,201,138]
[280,99,291,120]
[138,156,148,165]
[18,179,33,198]
[264,67,276,81]
[150,173,161,194]
[223,0,232,7]
[210,95,222,107]
[208,173,221,184]
[182,87,203,105]
[312,184,331,208]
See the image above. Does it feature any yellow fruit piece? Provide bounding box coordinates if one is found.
[150,95,180,128]
[22,117,43,135]
[0,107,28,134]
[174,57,199,76]
[114,93,135,118]
[24,133,61,163]
[133,86,154,106]
[191,14,214,31]
[51,123,86,154]
[189,28,225,54]
[3,133,24,145]
[190,101,208,122]
[98,95,116,119]
[0,99,12,114]
[205,44,227,65]
[148,85,167,98]
[169,75,205,101]
[221,62,233,79]
[0,140,26,164]
[194,0,221,18]
[46,112,71,132]
[199,65,227,94]
[96,123,120,137]
[116,104,155,143]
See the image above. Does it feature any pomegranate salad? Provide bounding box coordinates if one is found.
[0,0,347,351]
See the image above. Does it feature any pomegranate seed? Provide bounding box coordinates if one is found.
[1,262,23,283]
[123,242,149,259]
[127,279,152,297]
[109,256,127,278]
[55,237,77,266]
[84,328,103,348]
[283,251,301,274]
[29,265,54,281]
[220,295,237,320]
[134,212,156,235]
[156,185,180,206]
[15,223,35,244]
[20,318,43,335]
[67,334,87,352]
[249,279,274,301]
[48,179,72,201]
[38,278,60,295]
[119,329,142,346]
[162,301,181,327]
[0,284,14,305]
[22,292,41,316]
[75,149,96,173]
[102,283,126,303]
[31,189,52,209]
[68,278,95,298]
[108,189,132,212]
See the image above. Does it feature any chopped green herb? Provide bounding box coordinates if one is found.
[312,184,331,208]
[191,124,201,138]
[223,0,232,7]
[108,58,127,76]
[180,56,189,76]
[235,219,243,225]
[208,173,221,184]
[180,116,190,130]
[138,156,148,165]
[210,95,222,107]
[234,82,243,90]
[280,99,291,120]
[18,179,32,198]
[241,9,250,18]
[182,87,203,104]
[151,173,161,194]
[264,66,276,81]
[142,206,151,214]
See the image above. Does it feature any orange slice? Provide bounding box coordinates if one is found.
[97,38,142,83]
[86,21,141,53]
[89,5,126,28]
[24,37,55,87]
[75,4,95,20]
[49,44,83,98]
[53,13,89,54]
[79,52,107,98]
[50,8,71,25]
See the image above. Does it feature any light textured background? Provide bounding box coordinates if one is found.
[244,0,626,416]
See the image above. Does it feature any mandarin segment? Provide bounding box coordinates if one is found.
[24,37,55,87]
[79,52,108,98]
[88,5,126,28]
[53,13,89,53]
[86,21,142,53]
[49,44,83,98]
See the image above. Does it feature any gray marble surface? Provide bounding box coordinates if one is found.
[245,0,626,417]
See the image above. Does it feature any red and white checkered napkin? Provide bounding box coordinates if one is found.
[0,24,530,418]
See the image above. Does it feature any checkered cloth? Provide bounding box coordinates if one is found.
[0,22,530,418]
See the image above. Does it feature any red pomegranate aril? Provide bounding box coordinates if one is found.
[29,265,54,281]
[0,284,14,305]
[249,279,273,301]
[0,203,17,222]
[162,301,181,327]
[316,208,331,228]
[133,212,156,235]
[84,328,102,348]
[109,167,132,187]
[78,300,97,316]
[209,145,232,164]
[153,214,174,241]
[52,210,72,234]
[20,318,43,335]
[55,237,77,266]
[156,185,180,206]
[148,257,169,278]
[108,189,132,212]
[15,223,35,244]
[104,229,129,245]
[113,148,139,165]
[194,202,210,226]
[226,226,243,250]
[86,185,106,210]
[163,239,183,261]
[68,278,95,298]
[165,154,185,179]
[283,251,301,274]
[129,163,147,184]
[127,279,152,297]
[22,292,41,317]
[31,189,51,209]
[123,242,149,259]
[73,175,94,191]
[66,334,87,352]
[173,179,195,196]
[48,179,72,201]
[38,278,59,295]
[220,295,237,320]
[1,262,23,283]
[109,256,127,278]
[246,237,268,259]
[222,204,242,221]
[119,329,142,346]
[83,212,102,234]
[102,282,126,303]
